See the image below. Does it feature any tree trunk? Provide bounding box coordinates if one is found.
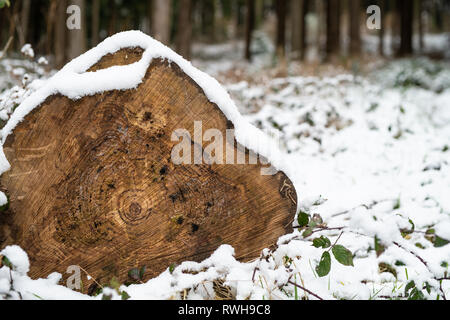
[152,0,172,45]
[398,0,413,56]
[416,0,424,52]
[349,0,361,56]
[245,0,255,61]
[326,0,341,59]
[391,0,400,54]
[291,0,307,60]
[0,48,297,288]
[91,0,101,47]
[46,0,58,56]
[379,0,385,56]
[19,0,31,47]
[176,0,193,59]
[275,0,287,59]
[67,0,87,61]
[55,0,67,68]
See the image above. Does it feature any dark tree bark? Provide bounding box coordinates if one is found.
[349,0,361,56]
[398,0,413,56]
[326,0,341,59]
[91,0,101,47]
[291,0,308,60]
[55,0,67,68]
[416,0,424,52]
[275,0,287,59]
[46,0,58,56]
[245,0,255,61]
[391,0,400,54]
[176,0,193,59]
[19,0,31,47]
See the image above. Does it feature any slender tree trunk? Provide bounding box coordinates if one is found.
[379,0,385,56]
[291,0,307,60]
[316,0,326,58]
[275,0,287,59]
[391,0,400,54]
[416,0,424,52]
[398,0,413,56]
[20,0,31,47]
[108,0,117,36]
[152,0,172,45]
[67,0,87,61]
[245,0,255,61]
[46,0,58,56]
[55,0,67,68]
[91,0,100,46]
[349,0,361,56]
[326,0,341,59]
[176,0,193,59]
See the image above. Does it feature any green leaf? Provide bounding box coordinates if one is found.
[169,263,176,274]
[312,236,331,249]
[121,291,131,300]
[128,268,140,281]
[297,211,309,228]
[404,281,416,297]
[332,245,354,266]
[139,266,146,280]
[302,228,313,238]
[408,288,425,300]
[316,251,331,277]
[434,236,450,248]
[1,255,12,269]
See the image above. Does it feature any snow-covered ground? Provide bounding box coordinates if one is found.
[0,34,449,300]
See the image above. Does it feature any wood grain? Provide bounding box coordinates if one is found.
[0,48,297,290]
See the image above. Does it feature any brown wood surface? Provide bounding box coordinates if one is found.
[0,48,297,289]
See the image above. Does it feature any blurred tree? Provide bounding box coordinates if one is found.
[349,0,361,56]
[91,0,100,46]
[152,0,172,44]
[46,0,57,56]
[245,0,255,61]
[55,0,67,68]
[326,0,341,59]
[19,0,31,47]
[291,0,307,60]
[67,0,87,60]
[176,0,193,58]
[391,0,400,54]
[275,0,286,59]
[398,0,413,56]
[379,0,385,56]
[415,0,424,52]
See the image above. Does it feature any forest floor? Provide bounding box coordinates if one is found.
[0,38,449,300]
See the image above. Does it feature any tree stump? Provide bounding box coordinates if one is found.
[0,48,297,288]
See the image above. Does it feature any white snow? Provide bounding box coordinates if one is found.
[20,44,34,59]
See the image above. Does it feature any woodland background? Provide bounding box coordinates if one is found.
[1,0,449,70]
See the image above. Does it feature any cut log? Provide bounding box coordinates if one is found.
[0,44,297,289]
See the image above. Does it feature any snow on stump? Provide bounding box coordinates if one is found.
[0,32,297,287]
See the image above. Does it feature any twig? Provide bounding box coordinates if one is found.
[287,280,323,300]
[393,242,428,268]
[0,36,14,60]
[328,231,344,252]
